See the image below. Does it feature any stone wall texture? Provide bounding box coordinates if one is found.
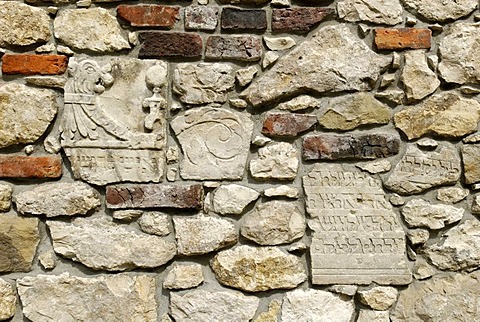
[1,0,480,321]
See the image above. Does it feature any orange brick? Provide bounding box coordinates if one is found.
[0,155,62,179]
[375,28,431,50]
[2,54,68,75]
[117,5,179,28]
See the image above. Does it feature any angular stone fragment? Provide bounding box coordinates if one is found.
[139,32,203,58]
[48,216,176,271]
[278,95,321,111]
[250,142,299,180]
[164,263,203,290]
[407,229,429,246]
[262,113,317,137]
[357,310,389,322]
[462,144,480,184]
[106,184,203,209]
[236,66,258,87]
[117,5,179,28]
[113,210,143,221]
[318,92,391,131]
[356,160,391,174]
[395,92,480,140]
[0,215,39,273]
[327,285,358,296]
[264,185,299,199]
[212,184,259,215]
[185,6,219,31]
[391,272,480,321]
[18,273,157,322]
[254,300,281,322]
[272,8,334,32]
[170,290,259,322]
[38,251,56,270]
[25,76,67,89]
[206,36,262,62]
[263,51,279,69]
[174,214,237,256]
[54,8,130,52]
[0,84,58,149]
[242,25,390,107]
[375,90,405,105]
[424,220,480,271]
[358,286,397,310]
[264,36,296,51]
[472,195,480,214]
[221,8,267,31]
[138,212,170,236]
[412,257,435,280]
[2,54,68,75]
[384,144,461,195]
[241,201,305,245]
[171,107,253,180]
[403,0,478,22]
[173,63,235,105]
[280,289,354,322]
[375,28,431,50]
[211,245,306,292]
[15,182,100,218]
[303,133,400,161]
[0,2,51,47]
[401,199,464,229]
[401,50,440,101]
[337,0,403,25]
[0,279,15,321]
[0,184,12,212]
[0,156,62,179]
[437,187,469,203]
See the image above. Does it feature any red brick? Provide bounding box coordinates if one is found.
[106,184,204,209]
[205,35,262,61]
[0,156,62,179]
[2,54,68,75]
[375,28,431,50]
[139,32,203,58]
[117,5,179,28]
[272,8,334,32]
[221,8,267,31]
[262,113,317,137]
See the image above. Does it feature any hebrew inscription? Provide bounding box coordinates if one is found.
[304,164,411,285]
[61,58,168,185]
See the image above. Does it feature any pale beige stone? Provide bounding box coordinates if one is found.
[472,195,480,214]
[280,289,354,322]
[0,279,15,321]
[173,214,237,255]
[375,90,405,105]
[163,263,204,290]
[401,50,440,101]
[112,210,143,221]
[18,273,157,322]
[252,135,272,147]
[15,182,100,218]
[337,0,403,25]
[25,76,67,89]
[254,300,281,322]
[0,84,58,149]
[250,142,299,180]
[389,194,405,206]
[0,2,51,47]
[44,135,62,154]
[356,159,391,174]
[138,212,171,236]
[437,187,469,203]
[379,74,395,88]
[211,245,306,292]
[264,36,296,51]
[170,290,259,322]
[48,216,176,271]
[407,229,429,246]
[35,43,55,53]
[358,286,398,310]
[357,310,389,322]
[277,95,321,111]
[417,138,438,148]
[264,185,299,198]
[166,147,179,164]
[461,144,480,184]
[54,8,130,52]
[318,93,391,131]
[0,185,12,212]
[401,199,464,229]
[38,251,56,270]
[263,51,279,69]
[236,66,258,87]
[404,0,477,22]
[212,184,260,215]
[326,285,358,296]
[229,98,248,109]
[412,257,436,280]
[241,201,305,245]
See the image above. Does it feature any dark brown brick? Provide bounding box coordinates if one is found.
[2,54,68,75]
[106,184,204,209]
[205,35,262,61]
[262,113,317,137]
[272,8,334,32]
[303,133,400,161]
[375,28,431,50]
[117,5,179,28]
[0,156,62,179]
[139,32,203,59]
[221,8,267,31]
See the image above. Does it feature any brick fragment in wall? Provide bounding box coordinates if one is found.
[138,32,203,58]
[1,54,68,75]
[221,8,267,31]
[262,113,317,137]
[272,8,335,32]
[106,184,204,209]
[117,5,180,28]
[375,28,432,50]
[0,156,62,179]
[205,36,262,61]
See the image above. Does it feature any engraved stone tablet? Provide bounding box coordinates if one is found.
[303,164,411,285]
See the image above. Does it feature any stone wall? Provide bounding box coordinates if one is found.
[1,0,480,321]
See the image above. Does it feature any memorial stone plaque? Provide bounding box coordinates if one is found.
[303,164,411,285]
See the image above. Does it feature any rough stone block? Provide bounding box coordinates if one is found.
[272,8,334,32]
[139,32,203,58]
[205,36,262,61]
[117,5,179,28]
[185,6,219,31]
[221,8,267,31]
[2,54,68,75]
[0,156,62,179]
[262,113,317,137]
[375,28,431,50]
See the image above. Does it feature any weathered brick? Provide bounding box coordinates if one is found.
[303,134,400,160]
[106,184,204,209]
[2,54,68,75]
[0,156,62,179]
[221,8,267,31]
[262,113,317,137]
[139,32,203,58]
[375,28,431,50]
[205,36,262,61]
[272,8,334,32]
[185,6,219,31]
[117,5,179,28]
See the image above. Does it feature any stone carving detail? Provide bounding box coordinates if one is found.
[61,58,168,185]
[171,107,253,180]
[303,164,411,285]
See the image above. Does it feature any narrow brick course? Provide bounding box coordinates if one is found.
[221,8,267,31]
[139,32,203,58]
[117,5,180,28]
[2,54,68,75]
[205,35,262,61]
[0,156,62,179]
[375,28,432,50]
[272,8,334,32]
